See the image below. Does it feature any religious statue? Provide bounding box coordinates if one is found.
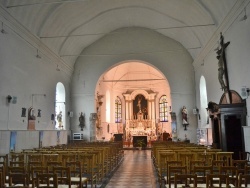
[57,111,63,128]
[207,101,220,113]
[216,33,230,92]
[137,95,142,112]
[79,112,85,130]
[21,108,26,117]
[181,106,189,125]
[182,106,189,130]
[29,108,36,120]
[37,109,41,117]
[142,107,148,119]
[207,101,220,119]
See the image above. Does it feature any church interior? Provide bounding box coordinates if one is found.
[1,0,250,187]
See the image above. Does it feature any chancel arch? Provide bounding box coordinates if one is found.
[95,61,172,142]
[71,28,195,142]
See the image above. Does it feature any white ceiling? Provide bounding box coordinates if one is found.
[101,61,169,92]
[0,0,239,68]
[1,0,247,91]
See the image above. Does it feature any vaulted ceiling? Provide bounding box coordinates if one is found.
[1,0,242,72]
[101,61,170,92]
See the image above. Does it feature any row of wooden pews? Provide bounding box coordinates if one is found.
[0,141,124,188]
[151,141,250,188]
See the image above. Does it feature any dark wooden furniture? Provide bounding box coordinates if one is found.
[210,102,246,159]
[114,133,123,141]
[133,136,147,147]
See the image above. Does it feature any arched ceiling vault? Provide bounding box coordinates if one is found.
[0,0,244,74]
[101,61,169,92]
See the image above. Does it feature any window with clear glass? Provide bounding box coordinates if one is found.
[55,82,66,130]
[115,96,122,123]
[159,95,168,122]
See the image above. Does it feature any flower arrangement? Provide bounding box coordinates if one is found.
[136,139,146,149]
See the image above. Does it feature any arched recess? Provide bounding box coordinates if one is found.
[131,90,151,100]
[199,76,208,127]
[72,27,195,141]
[55,82,66,130]
[95,60,172,140]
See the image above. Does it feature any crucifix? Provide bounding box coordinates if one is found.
[216,32,231,103]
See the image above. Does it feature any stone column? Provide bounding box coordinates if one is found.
[148,100,152,120]
[123,94,131,140]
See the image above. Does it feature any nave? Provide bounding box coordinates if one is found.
[105,150,158,188]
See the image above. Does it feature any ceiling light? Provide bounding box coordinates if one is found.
[240,8,247,21]
[1,22,7,34]
[36,49,41,59]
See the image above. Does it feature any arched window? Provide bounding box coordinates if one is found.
[55,82,65,130]
[200,76,208,126]
[115,96,122,123]
[159,95,168,122]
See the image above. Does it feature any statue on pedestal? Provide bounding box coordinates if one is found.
[29,108,36,120]
[181,106,189,130]
[57,111,63,129]
[79,112,85,131]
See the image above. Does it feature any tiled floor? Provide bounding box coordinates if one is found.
[105,150,159,188]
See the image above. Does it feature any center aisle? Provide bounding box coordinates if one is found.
[105,150,158,188]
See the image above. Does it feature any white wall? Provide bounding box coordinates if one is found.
[193,6,250,149]
[243,126,250,152]
[194,16,250,122]
[0,21,71,130]
[71,27,197,143]
[0,130,68,154]
[0,17,71,153]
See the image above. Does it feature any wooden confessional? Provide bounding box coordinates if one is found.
[209,91,247,159]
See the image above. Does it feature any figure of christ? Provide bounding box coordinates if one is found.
[137,95,142,112]
[217,33,230,92]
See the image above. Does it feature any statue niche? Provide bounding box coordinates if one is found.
[133,94,147,119]
[129,94,151,133]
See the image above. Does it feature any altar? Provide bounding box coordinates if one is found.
[123,90,157,142]
[133,136,147,147]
